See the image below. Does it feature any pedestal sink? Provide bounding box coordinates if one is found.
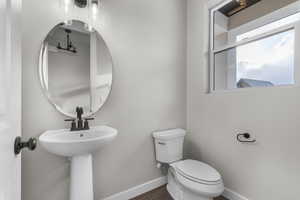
[39,126,118,200]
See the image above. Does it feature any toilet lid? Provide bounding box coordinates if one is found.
[173,160,221,183]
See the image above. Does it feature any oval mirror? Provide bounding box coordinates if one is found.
[39,20,113,117]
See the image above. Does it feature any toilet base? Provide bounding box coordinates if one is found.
[167,170,213,200]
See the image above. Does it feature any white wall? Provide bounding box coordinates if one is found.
[22,0,186,200]
[187,0,300,200]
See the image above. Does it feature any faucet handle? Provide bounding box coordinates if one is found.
[64,118,75,122]
[65,119,76,131]
[83,118,94,130]
[84,117,94,121]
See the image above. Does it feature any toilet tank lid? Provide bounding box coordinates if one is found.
[153,129,186,140]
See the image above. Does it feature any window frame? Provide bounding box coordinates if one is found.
[209,0,300,92]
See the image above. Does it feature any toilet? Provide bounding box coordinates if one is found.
[153,129,224,200]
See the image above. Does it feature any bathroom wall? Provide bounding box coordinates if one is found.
[22,0,186,200]
[187,0,300,200]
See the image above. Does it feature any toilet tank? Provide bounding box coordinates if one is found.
[153,129,186,163]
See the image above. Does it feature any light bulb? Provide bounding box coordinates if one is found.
[87,0,99,32]
[61,0,73,25]
[63,0,71,12]
[92,2,98,20]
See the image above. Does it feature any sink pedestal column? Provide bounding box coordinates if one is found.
[70,154,93,200]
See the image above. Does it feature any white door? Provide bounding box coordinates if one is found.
[0,0,22,200]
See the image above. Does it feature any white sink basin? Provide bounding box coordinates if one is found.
[39,125,117,157]
[39,125,118,200]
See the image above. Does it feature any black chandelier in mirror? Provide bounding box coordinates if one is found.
[57,29,77,53]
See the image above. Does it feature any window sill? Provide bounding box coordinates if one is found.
[208,84,299,95]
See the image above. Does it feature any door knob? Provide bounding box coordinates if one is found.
[14,137,37,155]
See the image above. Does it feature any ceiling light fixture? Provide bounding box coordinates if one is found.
[60,0,100,31]
[57,29,77,53]
[87,0,99,31]
[61,0,74,25]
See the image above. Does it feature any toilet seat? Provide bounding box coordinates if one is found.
[169,160,224,198]
[171,160,222,185]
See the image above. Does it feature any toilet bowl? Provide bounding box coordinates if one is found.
[167,160,224,200]
[153,129,224,200]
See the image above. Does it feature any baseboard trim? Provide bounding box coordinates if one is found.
[223,187,249,200]
[102,176,167,200]
[101,177,249,200]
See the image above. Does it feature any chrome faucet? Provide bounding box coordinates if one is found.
[65,107,94,131]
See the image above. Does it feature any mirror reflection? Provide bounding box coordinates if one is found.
[39,20,113,117]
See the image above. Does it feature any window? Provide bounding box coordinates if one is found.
[236,29,295,87]
[237,12,300,42]
[210,0,300,91]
